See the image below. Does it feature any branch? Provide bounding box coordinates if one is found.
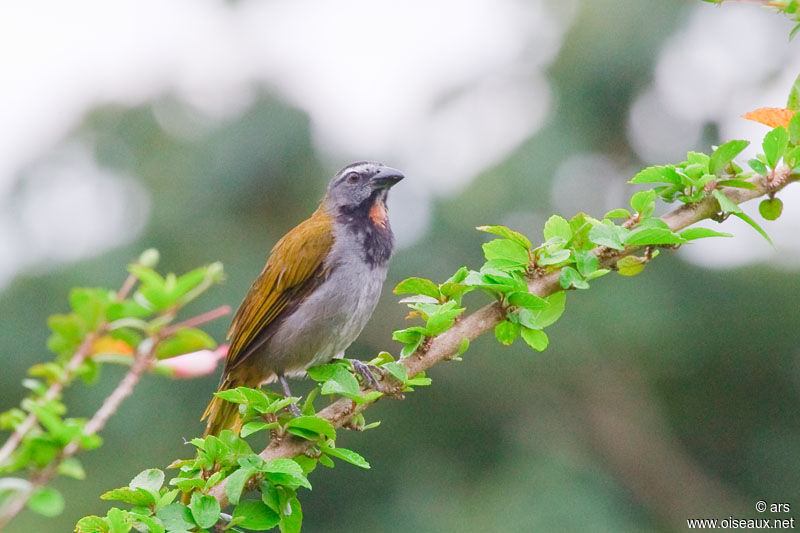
[160,305,232,338]
[0,273,138,469]
[207,169,797,507]
[0,303,231,530]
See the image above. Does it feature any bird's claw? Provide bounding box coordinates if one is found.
[350,359,384,390]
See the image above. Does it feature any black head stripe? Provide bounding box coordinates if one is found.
[336,192,394,268]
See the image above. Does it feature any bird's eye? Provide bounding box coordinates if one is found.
[346,172,360,183]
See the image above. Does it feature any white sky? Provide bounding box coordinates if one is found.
[0,0,573,288]
[0,0,798,289]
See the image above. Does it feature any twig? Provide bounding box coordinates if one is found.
[0,273,138,468]
[0,332,101,468]
[0,302,231,530]
[160,305,232,338]
[0,345,156,530]
[208,169,797,507]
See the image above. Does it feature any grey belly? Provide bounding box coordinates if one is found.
[253,264,387,378]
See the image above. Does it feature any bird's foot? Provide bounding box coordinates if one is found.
[350,359,384,390]
[278,374,302,417]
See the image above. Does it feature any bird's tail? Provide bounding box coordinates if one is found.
[202,375,246,437]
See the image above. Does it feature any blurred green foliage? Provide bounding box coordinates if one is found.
[2,0,800,531]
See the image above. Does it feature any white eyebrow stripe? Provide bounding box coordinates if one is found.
[343,162,372,173]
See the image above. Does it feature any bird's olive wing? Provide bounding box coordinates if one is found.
[225,208,334,367]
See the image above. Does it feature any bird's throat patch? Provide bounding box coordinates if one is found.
[369,202,388,228]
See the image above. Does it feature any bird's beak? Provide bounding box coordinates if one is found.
[370,167,405,190]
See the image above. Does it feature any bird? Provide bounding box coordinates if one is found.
[202,161,404,436]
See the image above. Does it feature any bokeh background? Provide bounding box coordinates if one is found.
[2,0,800,531]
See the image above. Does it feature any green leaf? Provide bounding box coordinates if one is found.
[630,165,681,185]
[27,486,64,517]
[214,388,248,404]
[279,497,303,533]
[494,320,519,345]
[156,489,179,509]
[264,458,306,479]
[717,179,756,190]
[129,513,164,533]
[686,151,710,171]
[129,469,164,493]
[763,127,789,168]
[679,228,733,241]
[476,225,532,249]
[759,198,783,220]
[406,373,432,387]
[456,337,470,356]
[787,73,800,111]
[106,508,131,533]
[749,158,767,174]
[393,278,441,299]
[382,361,408,383]
[558,266,589,290]
[786,145,800,168]
[319,372,360,398]
[154,328,216,359]
[155,503,196,531]
[58,457,86,480]
[542,215,572,242]
[226,467,256,505]
[520,328,548,351]
[790,22,800,42]
[588,222,628,250]
[75,516,110,533]
[241,421,277,438]
[189,492,220,529]
[625,228,685,246]
[573,250,599,277]
[710,140,749,175]
[424,302,465,336]
[537,248,571,266]
[507,292,548,310]
[712,189,742,215]
[286,416,336,441]
[568,213,599,251]
[732,212,772,245]
[70,288,112,331]
[616,256,646,276]
[306,362,346,382]
[100,487,156,506]
[322,446,371,469]
[482,239,529,266]
[604,208,631,220]
[629,190,656,216]
[445,266,470,285]
[233,500,280,530]
[788,111,800,145]
[517,291,566,329]
[391,327,424,344]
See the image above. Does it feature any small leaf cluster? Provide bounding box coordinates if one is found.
[630,140,753,203]
[76,458,303,533]
[0,250,225,520]
[631,111,800,239]
[78,383,376,533]
[392,271,471,357]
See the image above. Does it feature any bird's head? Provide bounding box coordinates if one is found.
[323,162,404,226]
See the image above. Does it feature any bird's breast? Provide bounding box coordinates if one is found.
[256,242,388,374]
